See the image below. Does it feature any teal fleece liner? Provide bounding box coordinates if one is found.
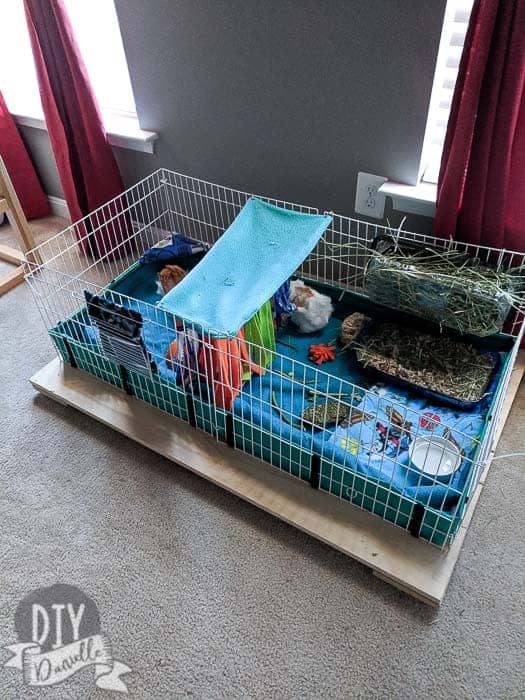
[157,198,332,337]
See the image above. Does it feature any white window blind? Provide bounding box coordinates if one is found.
[421,0,475,184]
[0,0,136,127]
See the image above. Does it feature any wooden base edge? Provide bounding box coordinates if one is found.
[30,356,524,607]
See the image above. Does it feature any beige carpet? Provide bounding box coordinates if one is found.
[0,217,524,698]
[0,214,67,278]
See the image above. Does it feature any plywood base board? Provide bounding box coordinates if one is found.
[30,357,523,606]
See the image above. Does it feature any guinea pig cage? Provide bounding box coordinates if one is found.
[26,169,525,598]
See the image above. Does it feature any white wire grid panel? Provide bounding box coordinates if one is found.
[25,168,525,548]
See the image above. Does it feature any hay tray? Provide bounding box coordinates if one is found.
[353,317,503,410]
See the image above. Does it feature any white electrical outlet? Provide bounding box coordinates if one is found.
[355,172,387,218]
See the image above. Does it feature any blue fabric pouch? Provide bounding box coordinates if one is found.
[139,233,209,265]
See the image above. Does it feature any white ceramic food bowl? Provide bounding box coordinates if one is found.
[408,436,461,479]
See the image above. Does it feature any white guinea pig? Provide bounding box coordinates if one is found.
[289,279,333,333]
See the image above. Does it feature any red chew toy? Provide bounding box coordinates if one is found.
[308,343,336,365]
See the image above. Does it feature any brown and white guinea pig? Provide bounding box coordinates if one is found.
[157,264,187,295]
[290,279,333,333]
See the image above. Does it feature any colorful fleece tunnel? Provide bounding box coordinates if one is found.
[166,301,275,409]
[243,300,276,372]
[200,328,264,410]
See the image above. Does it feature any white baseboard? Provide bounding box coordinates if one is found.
[47,195,70,221]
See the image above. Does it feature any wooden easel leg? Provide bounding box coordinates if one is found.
[0,265,24,296]
[0,156,43,268]
[0,156,44,294]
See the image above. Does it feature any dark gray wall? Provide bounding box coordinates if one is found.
[19,126,62,198]
[21,0,446,230]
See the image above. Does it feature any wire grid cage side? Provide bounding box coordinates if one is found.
[24,170,172,331]
[226,330,494,547]
[25,170,168,272]
[297,213,525,337]
[159,168,318,250]
[45,274,497,549]
[25,168,319,331]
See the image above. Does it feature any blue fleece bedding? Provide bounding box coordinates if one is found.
[59,262,499,516]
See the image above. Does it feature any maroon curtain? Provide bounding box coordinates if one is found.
[0,89,50,219]
[433,0,525,252]
[24,0,132,259]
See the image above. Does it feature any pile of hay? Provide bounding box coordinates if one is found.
[365,247,525,336]
[355,322,495,402]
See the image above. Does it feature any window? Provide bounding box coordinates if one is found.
[0,0,137,129]
[420,0,475,184]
